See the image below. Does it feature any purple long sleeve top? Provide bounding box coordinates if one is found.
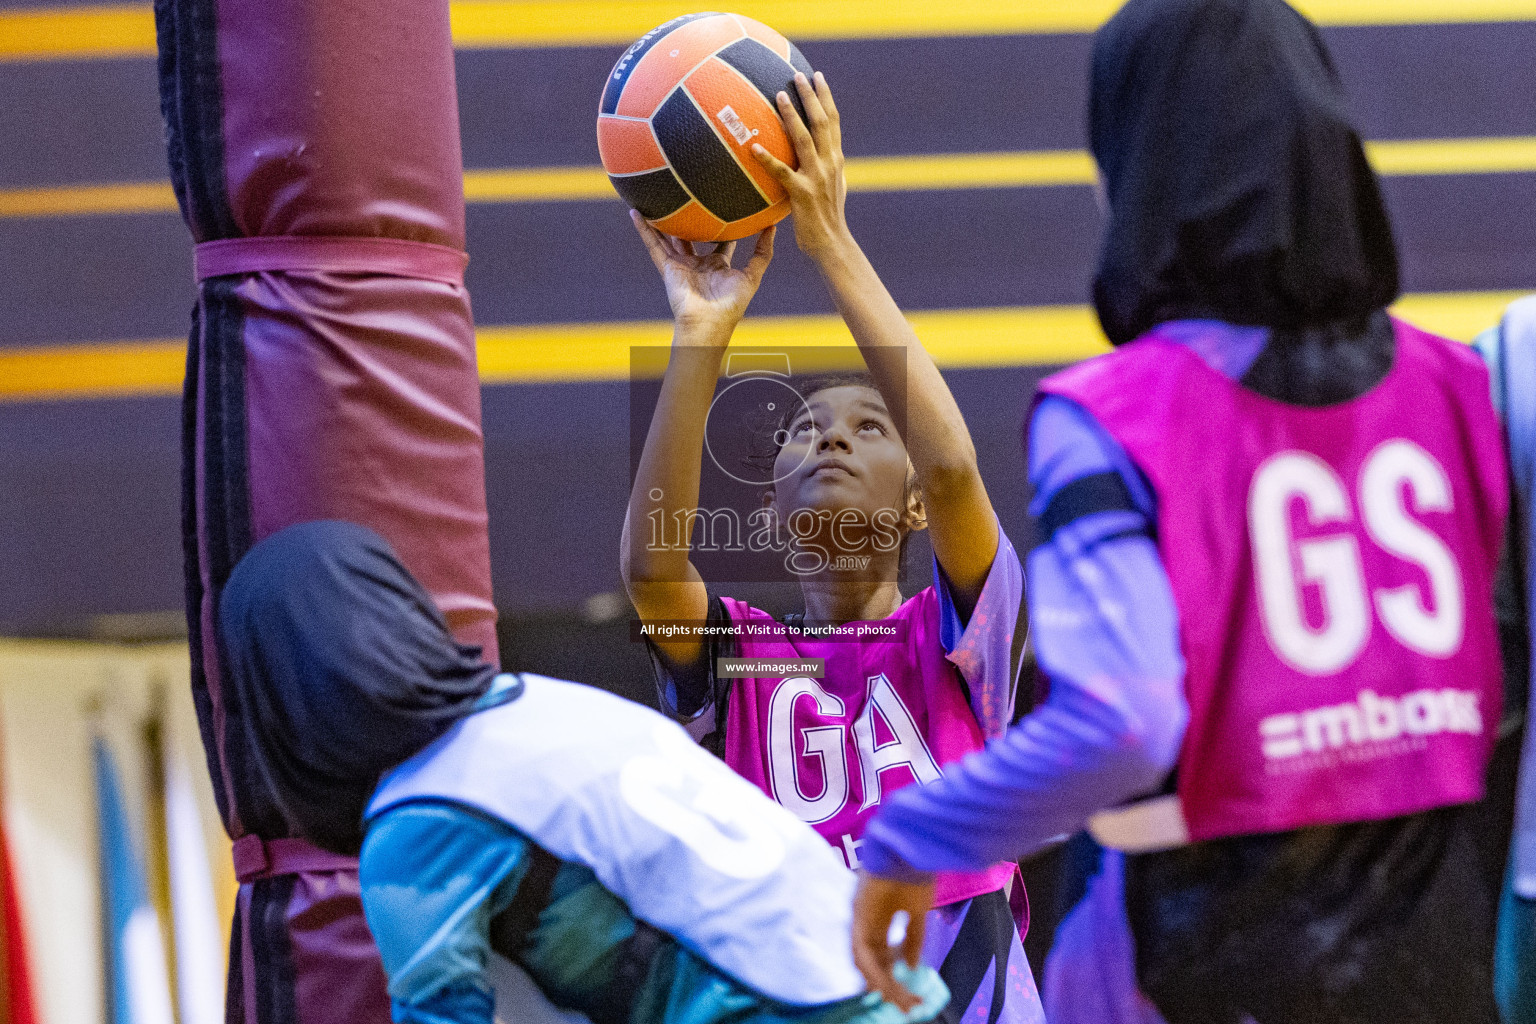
[859,323,1270,880]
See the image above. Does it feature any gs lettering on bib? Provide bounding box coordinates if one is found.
[720,592,1017,906]
[1040,318,1508,840]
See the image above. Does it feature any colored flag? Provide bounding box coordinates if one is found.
[163,736,225,1024]
[94,736,175,1024]
[1,712,38,1024]
[1,816,38,1024]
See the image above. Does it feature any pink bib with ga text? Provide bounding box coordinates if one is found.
[720,592,1015,905]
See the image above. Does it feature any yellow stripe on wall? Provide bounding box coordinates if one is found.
[462,165,612,203]
[0,181,180,218]
[1392,290,1528,341]
[454,0,1536,48]
[476,304,1110,384]
[846,150,1099,191]
[464,150,1105,201]
[6,137,1535,221]
[0,5,154,61]
[7,0,1536,62]
[449,0,1124,49]
[1292,0,1536,25]
[0,153,1101,221]
[2,291,1524,403]
[0,339,186,402]
[1367,136,1536,176]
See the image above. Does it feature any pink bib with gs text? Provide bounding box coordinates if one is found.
[1041,318,1508,840]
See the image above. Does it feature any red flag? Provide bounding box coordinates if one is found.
[0,722,38,1024]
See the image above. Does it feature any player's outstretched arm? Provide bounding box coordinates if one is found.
[752,75,998,615]
[620,215,775,665]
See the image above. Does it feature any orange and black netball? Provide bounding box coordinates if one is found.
[597,13,814,242]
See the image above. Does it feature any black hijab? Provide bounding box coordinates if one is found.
[1089,0,1400,355]
[219,520,497,854]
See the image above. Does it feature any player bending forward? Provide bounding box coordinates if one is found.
[216,520,949,1024]
[848,2,1510,1023]
[622,71,1041,1023]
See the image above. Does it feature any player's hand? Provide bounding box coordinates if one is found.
[851,870,936,1013]
[752,71,851,264]
[631,210,775,342]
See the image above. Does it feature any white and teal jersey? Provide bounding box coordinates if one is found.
[368,674,871,1007]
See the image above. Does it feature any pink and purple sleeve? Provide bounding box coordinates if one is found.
[933,523,1024,740]
[860,397,1190,880]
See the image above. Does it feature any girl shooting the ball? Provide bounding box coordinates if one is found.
[621,71,1044,1024]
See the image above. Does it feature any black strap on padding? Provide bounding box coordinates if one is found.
[936,889,1014,1024]
[487,844,561,961]
[1034,470,1143,545]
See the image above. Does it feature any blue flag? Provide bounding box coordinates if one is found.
[93,737,174,1024]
